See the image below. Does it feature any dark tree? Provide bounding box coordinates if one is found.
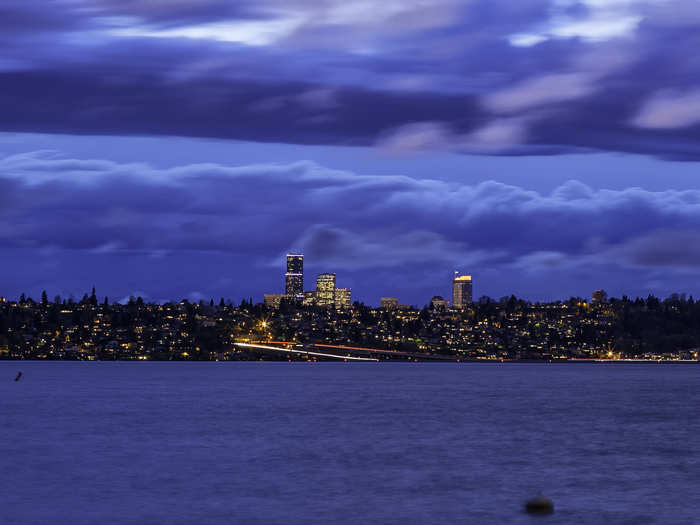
[89,287,98,307]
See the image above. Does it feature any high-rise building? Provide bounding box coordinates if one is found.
[316,273,336,307]
[452,274,472,308]
[335,288,351,310]
[285,254,304,301]
[380,297,399,310]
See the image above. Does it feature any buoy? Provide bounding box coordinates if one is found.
[525,496,554,515]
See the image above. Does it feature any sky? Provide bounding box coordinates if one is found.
[2,0,700,305]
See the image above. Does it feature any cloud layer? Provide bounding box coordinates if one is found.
[1,0,700,158]
[2,151,700,302]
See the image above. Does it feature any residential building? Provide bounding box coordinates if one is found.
[380,297,399,309]
[430,295,450,310]
[264,294,284,309]
[592,290,608,304]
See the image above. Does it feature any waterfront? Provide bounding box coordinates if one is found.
[5,295,700,362]
[2,363,699,524]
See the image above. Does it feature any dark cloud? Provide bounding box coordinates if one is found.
[83,0,267,28]
[0,1,82,35]
[607,231,700,268]
[0,70,479,146]
[1,1,700,158]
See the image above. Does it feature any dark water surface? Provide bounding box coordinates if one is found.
[1,362,699,524]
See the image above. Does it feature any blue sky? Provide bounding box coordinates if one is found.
[2,0,700,305]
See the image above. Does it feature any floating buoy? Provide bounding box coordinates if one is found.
[525,496,554,515]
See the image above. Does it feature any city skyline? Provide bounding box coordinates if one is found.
[4,279,700,363]
[268,252,472,309]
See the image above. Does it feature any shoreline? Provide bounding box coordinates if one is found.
[2,358,699,364]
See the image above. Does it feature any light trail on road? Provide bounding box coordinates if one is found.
[234,342,379,362]
[312,343,401,354]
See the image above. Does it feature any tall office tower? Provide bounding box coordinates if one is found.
[316,273,336,307]
[334,288,351,310]
[452,274,472,309]
[285,254,304,301]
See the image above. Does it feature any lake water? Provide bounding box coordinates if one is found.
[1,362,699,524]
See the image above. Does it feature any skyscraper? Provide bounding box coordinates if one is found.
[285,254,304,301]
[452,274,472,309]
[316,273,336,307]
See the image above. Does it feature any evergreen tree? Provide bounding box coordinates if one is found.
[89,286,98,307]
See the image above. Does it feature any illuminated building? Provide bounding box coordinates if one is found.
[285,254,304,301]
[452,274,472,308]
[592,290,608,304]
[335,288,351,310]
[430,296,449,310]
[316,273,336,307]
[303,291,317,307]
[264,294,284,309]
[380,297,399,310]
